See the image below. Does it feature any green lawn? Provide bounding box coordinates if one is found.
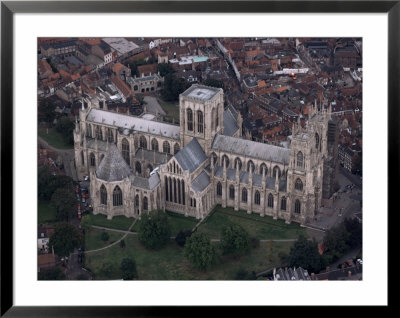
[131,210,198,236]
[157,99,180,123]
[38,201,57,225]
[87,213,135,231]
[38,127,73,150]
[84,228,125,251]
[196,206,306,240]
[84,234,294,280]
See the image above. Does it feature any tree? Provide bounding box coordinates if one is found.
[100,231,110,242]
[343,217,362,249]
[55,116,75,145]
[38,98,57,124]
[203,78,223,89]
[120,258,138,280]
[119,239,126,248]
[49,223,82,258]
[184,232,216,271]
[137,210,171,250]
[235,268,257,280]
[323,222,351,255]
[38,166,75,201]
[161,73,191,101]
[157,63,175,77]
[38,266,66,280]
[220,224,251,257]
[175,229,193,247]
[288,235,324,273]
[51,187,76,222]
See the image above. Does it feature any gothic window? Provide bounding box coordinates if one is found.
[100,185,107,205]
[234,157,242,170]
[95,126,102,140]
[260,163,268,176]
[281,197,287,211]
[273,166,281,178]
[193,198,196,207]
[182,180,185,205]
[215,107,219,129]
[297,151,303,168]
[247,160,255,173]
[151,138,159,152]
[217,182,222,196]
[174,143,180,154]
[211,153,218,165]
[81,151,84,165]
[143,197,148,211]
[135,194,139,208]
[147,164,153,176]
[315,133,320,150]
[254,190,261,205]
[139,136,147,149]
[267,193,274,208]
[212,108,216,130]
[135,161,142,174]
[107,128,114,143]
[295,178,303,191]
[197,110,203,133]
[86,124,92,137]
[187,109,193,131]
[112,186,123,206]
[165,176,169,201]
[242,188,248,203]
[229,185,235,200]
[222,155,230,168]
[295,199,301,214]
[163,141,170,154]
[173,178,177,203]
[90,153,95,166]
[122,138,130,165]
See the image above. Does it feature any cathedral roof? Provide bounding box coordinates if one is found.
[211,135,290,165]
[174,138,207,173]
[95,143,132,182]
[131,173,160,190]
[181,84,221,101]
[223,107,239,136]
[191,170,210,193]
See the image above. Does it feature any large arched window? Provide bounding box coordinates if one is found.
[211,152,218,165]
[181,180,185,205]
[81,151,84,165]
[197,110,203,133]
[254,190,261,205]
[113,186,123,206]
[273,166,281,178]
[95,126,102,140]
[151,138,159,152]
[297,151,303,168]
[100,185,107,205]
[86,124,92,138]
[174,143,180,155]
[247,160,255,173]
[90,153,96,166]
[267,193,274,208]
[143,197,148,211]
[107,128,114,143]
[295,199,301,214]
[165,176,169,201]
[122,138,130,165]
[315,133,320,150]
[295,178,303,191]
[260,163,268,176]
[216,182,222,196]
[229,185,235,200]
[242,188,248,203]
[135,161,142,174]
[135,195,139,209]
[139,135,147,149]
[187,109,193,131]
[215,107,219,129]
[234,157,242,170]
[281,197,287,211]
[163,141,170,154]
[222,155,230,168]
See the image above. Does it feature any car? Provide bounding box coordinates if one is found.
[82,198,86,203]
[345,259,354,267]
[77,212,82,220]
[84,175,89,181]
[357,259,363,265]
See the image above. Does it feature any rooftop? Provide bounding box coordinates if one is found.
[175,138,207,173]
[95,143,132,182]
[181,84,221,101]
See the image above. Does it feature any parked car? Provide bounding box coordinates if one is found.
[357,259,363,265]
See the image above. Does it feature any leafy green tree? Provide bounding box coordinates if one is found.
[49,223,82,258]
[119,239,126,248]
[343,217,362,249]
[157,63,176,77]
[220,224,251,257]
[175,229,192,247]
[161,73,191,101]
[120,258,138,280]
[38,166,75,201]
[138,210,171,250]
[184,232,216,271]
[323,222,351,255]
[235,268,257,280]
[38,98,57,123]
[288,235,324,273]
[203,78,223,88]
[100,231,110,242]
[38,266,66,280]
[51,187,76,222]
[55,116,75,145]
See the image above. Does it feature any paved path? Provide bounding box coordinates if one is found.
[144,96,166,116]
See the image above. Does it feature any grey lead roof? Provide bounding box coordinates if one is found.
[174,138,207,173]
[130,173,160,190]
[96,143,132,181]
[191,170,211,193]
[212,135,290,165]
[181,84,221,101]
[86,108,180,140]
[223,107,239,136]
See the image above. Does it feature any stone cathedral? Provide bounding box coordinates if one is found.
[73,84,338,225]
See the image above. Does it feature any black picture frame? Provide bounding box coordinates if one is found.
[1,0,395,316]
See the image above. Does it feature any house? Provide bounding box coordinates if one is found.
[38,226,54,253]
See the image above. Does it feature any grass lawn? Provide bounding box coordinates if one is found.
[38,201,57,225]
[38,127,73,150]
[131,210,198,236]
[87,213,135,231]
[196,206,307,240]
[84,234,294,280]
[157,99,180,123]
[84,228,125,251]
